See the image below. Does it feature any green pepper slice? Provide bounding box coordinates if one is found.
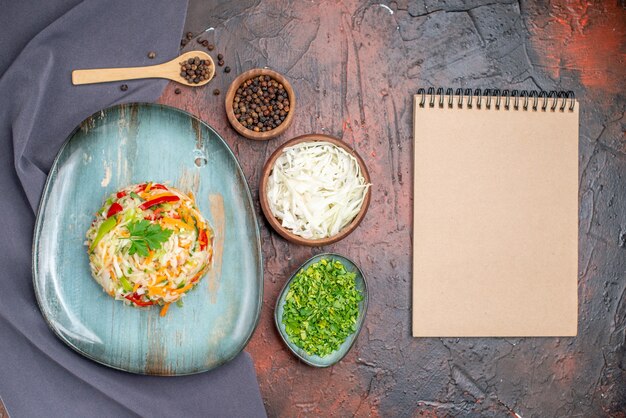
[119,275,133,293]
[89,216,117,251]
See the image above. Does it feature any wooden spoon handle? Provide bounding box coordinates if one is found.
[72,64,167,85]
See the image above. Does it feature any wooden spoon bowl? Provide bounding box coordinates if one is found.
[225,68,296,140]
[72,51,215,87]
[259,134,371,246]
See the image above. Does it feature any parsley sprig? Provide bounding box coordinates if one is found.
[282,259,363,357]
[125,220,173,257]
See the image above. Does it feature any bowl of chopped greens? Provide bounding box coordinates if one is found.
[274,253,368,367]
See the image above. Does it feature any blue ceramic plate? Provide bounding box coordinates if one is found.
[274,253,368,367]
[33,103,263,375]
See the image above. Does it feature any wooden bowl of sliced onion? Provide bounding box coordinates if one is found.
[259,134,371,246]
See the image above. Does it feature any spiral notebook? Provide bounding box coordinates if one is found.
[412,89,579,337]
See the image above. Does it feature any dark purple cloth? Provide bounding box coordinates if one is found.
[0,1,266,417]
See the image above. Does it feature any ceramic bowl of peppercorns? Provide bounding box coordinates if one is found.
[225,69,295,140]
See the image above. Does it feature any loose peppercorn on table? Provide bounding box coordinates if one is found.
[161,0,625,416]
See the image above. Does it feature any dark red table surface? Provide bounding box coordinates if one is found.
[161,0,626,416]
[2,2,623,418]
[3,1,620,417]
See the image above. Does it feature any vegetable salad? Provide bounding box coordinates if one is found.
[85,182,213,316]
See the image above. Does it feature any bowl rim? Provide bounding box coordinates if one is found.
[224,68,296,141]
[259,133,371,246]
[273,252,369,367]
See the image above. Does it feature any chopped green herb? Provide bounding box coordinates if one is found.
[129,191,143,201]
[125,220,173,257]
[282,258,362,357]
[176,299,184,308]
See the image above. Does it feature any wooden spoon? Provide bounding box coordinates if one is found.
[71,51,215,87]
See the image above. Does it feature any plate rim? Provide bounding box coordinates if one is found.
[32,102,264,375]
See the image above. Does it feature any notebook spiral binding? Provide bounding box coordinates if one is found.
[417,87,576,112]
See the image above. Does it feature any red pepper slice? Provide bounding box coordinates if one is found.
[116,191,126,198]
[106,202,123,218]
[124,293,154,307]
[137,183,168,193]
[139,195,179,211]
[152,207,164,218]
[198,229,208,251]
[144,207,165,221]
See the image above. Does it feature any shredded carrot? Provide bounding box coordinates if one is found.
[146,192,176,201]
[148,285,165,297]
[133,282,140,292]
[173,282,194,294]
[144,182,152,193]
[160,303,170,317]
[196,217,206,230]
[188,191,195,203]
[145,250,155,264]
[161,217,194,231]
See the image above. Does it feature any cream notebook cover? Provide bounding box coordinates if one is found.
[412,89,578,337]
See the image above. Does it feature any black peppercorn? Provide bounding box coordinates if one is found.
[232,74,290,132]
[178,56,211,84]
[213,89,220,95]
[147,51,156,59]
[224,66,231,73]
[174,88,181,94]
[217,53,223,60]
